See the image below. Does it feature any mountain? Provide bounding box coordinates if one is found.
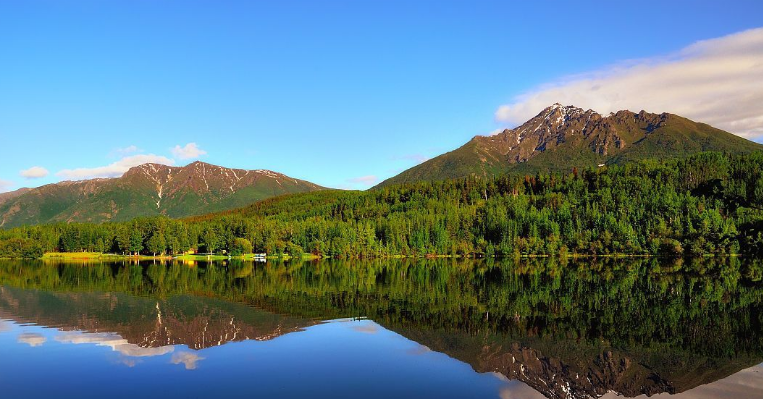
[0,161,324,228]
[0,188,31,208]
[377,103,763,187]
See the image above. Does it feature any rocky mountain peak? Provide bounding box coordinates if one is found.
[123,163,175,179]
[536,103,588,120]
[376,103,763,188]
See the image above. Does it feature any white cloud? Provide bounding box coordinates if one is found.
[494,28,763,138]
[18,332,46,347]
[56,154,175,180]
[0,179,12,193]
[19,166,49,179]
[171,143,207,160]
[171,351,204,370]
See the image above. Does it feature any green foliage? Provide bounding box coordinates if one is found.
[231,237,253,256]
[1,152,762,258]
[0,238,43,258]
[286,242,303,259]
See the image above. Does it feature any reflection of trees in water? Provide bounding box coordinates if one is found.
[0,257,762,398]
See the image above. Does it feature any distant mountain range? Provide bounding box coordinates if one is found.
[0,161,323,228]
[2,104,762,228]
[376,103,763,187]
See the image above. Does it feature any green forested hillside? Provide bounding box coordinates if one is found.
[1,152,762,258]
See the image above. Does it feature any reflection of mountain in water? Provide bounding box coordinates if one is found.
[0,286,317,350]
[390,326,762,399]
[1,257,762,399]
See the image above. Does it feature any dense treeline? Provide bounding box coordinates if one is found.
[1,152,762,258]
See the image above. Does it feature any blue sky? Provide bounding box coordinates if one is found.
[1,0,762,191]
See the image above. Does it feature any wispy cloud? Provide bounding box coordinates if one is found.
[339,175,379,190]
[348,175,378,185]
[112,145,142,156]
[56,154,175,180]
[171,143,207,160]
[0,179,13,193]
[494,28,763,138]
[19,166,49,179]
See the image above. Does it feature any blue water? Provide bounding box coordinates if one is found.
[0,317,529,399]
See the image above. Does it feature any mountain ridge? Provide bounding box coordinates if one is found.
[377,103,763,187]
[0,161,324,228]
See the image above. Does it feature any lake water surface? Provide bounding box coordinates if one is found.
[0,258,762,399]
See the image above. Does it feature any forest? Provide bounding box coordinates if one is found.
[1,151,762,259]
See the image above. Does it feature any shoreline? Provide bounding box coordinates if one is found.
[0,252,740,262]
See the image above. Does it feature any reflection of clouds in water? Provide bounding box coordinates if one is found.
[55,331,174,357]
[17,332,46,347]
[117,344,174,357]
[498,379,548,399]
[352,322,379,334]
[495,363,763,399]
[171,352,204,370]
[496,364,763,399]
[601,364,763,399]
[0,319,12,332]
[118,358,142,368]
[406,344,432,356]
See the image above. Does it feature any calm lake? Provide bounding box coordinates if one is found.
[0,258,762,399]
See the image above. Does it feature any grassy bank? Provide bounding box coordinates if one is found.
[39,252,323,261]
